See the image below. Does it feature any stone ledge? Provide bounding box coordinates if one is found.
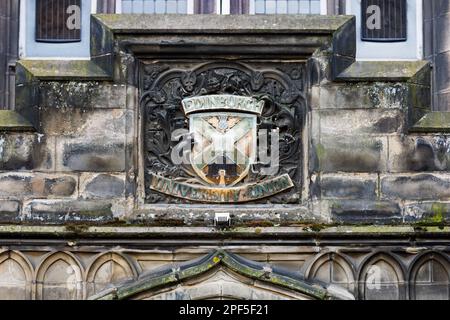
[330,200,402,225]
[93,14,354,34]
[410,112,450,133]
[404,202,450,224]
[25,200,115,225]
[17,60,111,81]
[0,111,35,132]
[91,14,356,80]
[337,61,430,82]
[0,225,448,239]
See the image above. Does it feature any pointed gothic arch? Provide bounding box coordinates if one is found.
[90,250,354,300]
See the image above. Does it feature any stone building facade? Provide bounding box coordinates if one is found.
[0,1,449,300]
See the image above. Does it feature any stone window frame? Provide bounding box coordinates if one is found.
[345,0,423,60]
[18,0,97,58]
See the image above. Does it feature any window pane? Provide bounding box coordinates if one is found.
[194,0,216,14]
[166,1,177,13]
[299,0,310,13]
[361,0,407,42]
[276,0,287,14]
[121,0,188,14]
[143,0,155,13]
[266,0,276,13]
[310,0,320,14]
[133,0,144,13]
[230,0,250,14]
[97,0,116,13]
[178,0,188,13]
[255,0,265,14]
[287,1,299,14]
[253,0,323,14]
[155,0,166,13]
[36,0,81,43]
[122,0,133,13]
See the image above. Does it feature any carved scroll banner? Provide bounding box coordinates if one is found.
[150,173,294,203]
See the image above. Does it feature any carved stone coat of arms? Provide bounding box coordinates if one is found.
[142,61,306,204]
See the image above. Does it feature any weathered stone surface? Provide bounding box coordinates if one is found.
[320,109,404,135]
[0,175,31,198]
[0,200,20,222]
[0,133,55,171]
[318,174,377,200]
[388,135,450,172]
[131,205,316,226]
[332,19,356,61]
[58,141,126,172]
[315,135,387,172]
[40,108,131,137]
[409,84,431,111]
[94,13,354,34]
[39,82,126,109]
[25,200,115,224]
[38,176,78,198]
[33,135,56,171]
[337,61,429,82]
[404,202,450,224]
[14,81,41,130]
[80,174,126,199]
[0,173,77,198]
[0,110,35,132]
[330,200,402,225]
[17,60,111,81]
[319,83,407,110]
[381,174,450,200]
[411,111,450,132]
[0,133,36,170]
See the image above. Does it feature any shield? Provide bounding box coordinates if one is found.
[189,112,257,187]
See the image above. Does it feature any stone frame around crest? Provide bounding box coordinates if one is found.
[85,13,358,220]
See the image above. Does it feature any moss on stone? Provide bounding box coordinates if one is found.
[0,111,35,132]
[411,112,450,133]
[17,60,111,81]
[316,143,326,161]
[430,203,445,224]
[338,61,429,82]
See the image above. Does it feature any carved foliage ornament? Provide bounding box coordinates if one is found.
[141,61,306,204]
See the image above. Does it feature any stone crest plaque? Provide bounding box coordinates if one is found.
[142,61,306,204]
